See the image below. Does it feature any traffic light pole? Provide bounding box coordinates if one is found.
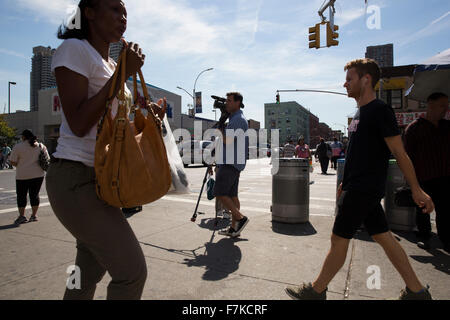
[276,89,347,97]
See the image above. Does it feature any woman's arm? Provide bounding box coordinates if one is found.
[54,42,145,137]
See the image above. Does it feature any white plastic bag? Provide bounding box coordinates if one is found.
[162,116,191,194]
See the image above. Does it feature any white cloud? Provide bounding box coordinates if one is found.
[399,11,450,47]
[10,0,359,126]
[0,48,29,59]
[14,0,76,25]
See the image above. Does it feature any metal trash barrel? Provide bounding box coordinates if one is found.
[272,158,310,223]
[384,159,416,231]
[335,158,345,216]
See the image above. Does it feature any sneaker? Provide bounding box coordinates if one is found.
[417,239,431,250]
[218,227,237,237]
[285,283,327,300]
[222,211,231,220]
[28,216,38,222]
[398,286,432,300]
[14,216,28,225]
[231,217,249,237]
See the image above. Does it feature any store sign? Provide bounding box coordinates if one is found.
[395,110,450,127]
[52,93,62,116]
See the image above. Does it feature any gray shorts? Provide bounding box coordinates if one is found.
[214,165,241,198]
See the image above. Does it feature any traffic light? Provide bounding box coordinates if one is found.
[276,93,280,104]
[326,22,339,47]
[308,23,321,49]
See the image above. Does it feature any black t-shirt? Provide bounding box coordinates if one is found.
[342,99,400,198]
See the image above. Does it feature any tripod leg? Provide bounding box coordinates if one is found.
[191,166,211,222]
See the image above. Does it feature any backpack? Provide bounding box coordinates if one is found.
[38,143,50,171]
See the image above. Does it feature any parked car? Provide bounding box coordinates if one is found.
[178,140,214,167]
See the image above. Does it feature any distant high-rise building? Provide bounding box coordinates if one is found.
[365,44,394,68]
[109,41,123,62]
[30,46,56,111]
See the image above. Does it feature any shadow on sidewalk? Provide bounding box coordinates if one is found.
[410,249,450,276]
[271,221,317,236]
[198,217,230,231]
[0,223,19,231]
[182,237,247,281]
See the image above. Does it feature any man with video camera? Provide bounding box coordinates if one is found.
[210,92,249,238]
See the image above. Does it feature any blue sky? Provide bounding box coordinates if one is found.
[0,0,449,132]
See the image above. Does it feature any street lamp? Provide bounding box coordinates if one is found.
[8,81,16,114]
[176,86,194,129]
[193,68,213,119]
[176,86,194,100]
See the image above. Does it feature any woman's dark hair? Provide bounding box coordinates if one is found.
[57,0,99,40]
[22,130,37,147]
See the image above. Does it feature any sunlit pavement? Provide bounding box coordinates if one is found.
[0,159,448,300]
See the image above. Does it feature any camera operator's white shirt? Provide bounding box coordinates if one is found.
[51,39,131,167]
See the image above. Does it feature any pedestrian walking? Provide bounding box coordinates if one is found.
[1,143,12,169]
[286,58,435,300]
[316,138,331,174]
[9,130,49,224]
[283,139,296,158]
[295,136,311,160]
[46,0,166,300]
[404,92,450,253]
[330,138,343,170]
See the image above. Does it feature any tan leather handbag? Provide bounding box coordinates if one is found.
[95,48,171,208]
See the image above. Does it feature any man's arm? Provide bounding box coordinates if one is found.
[384,135,434,213]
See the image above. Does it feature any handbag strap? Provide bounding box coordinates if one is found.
[133,69,162,130]
[97,48,126,138]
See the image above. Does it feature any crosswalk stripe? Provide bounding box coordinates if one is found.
[160,196,334,215]
[0,202,51,214]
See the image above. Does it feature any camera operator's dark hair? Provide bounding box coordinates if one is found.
[57,0,99,40]
[227,92,244,108]
[427,92,448,102]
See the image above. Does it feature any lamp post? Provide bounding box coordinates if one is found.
[193,68,213,118]
[8,81,16,114]
[176,86,194,130]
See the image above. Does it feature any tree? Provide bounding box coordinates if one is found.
[0,115,18,146]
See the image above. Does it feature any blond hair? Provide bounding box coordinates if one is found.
[344,58,381,88]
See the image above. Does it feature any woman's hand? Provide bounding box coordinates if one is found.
[122,40,145,78]
[149,98,167,120]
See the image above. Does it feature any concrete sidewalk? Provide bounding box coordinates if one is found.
[0,160,448,300]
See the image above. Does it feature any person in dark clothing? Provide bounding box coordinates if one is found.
[316,139,331,174]
[404,92,450,252]
[286,58,434,300]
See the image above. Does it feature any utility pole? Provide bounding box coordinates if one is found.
[8,81,17,114]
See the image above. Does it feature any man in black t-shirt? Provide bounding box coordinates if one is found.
[286,58,435,300]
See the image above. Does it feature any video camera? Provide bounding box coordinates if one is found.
[211,95,227,113]
[211,95,230,129]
